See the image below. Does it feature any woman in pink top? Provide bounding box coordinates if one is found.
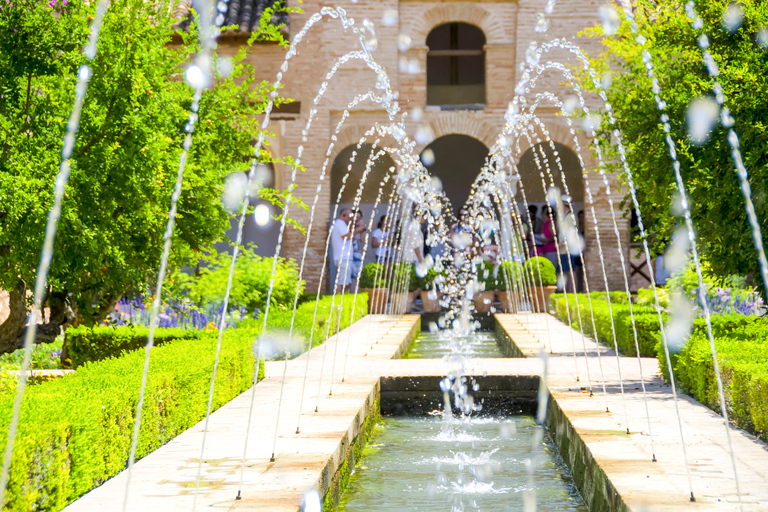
[540,207,558,269]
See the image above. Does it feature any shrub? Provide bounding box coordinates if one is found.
[658,319,768,441]
[494,260,523,292]
[390,262,418,292]
[525,257,557,286]
[0,328,264,511]
[178,245,304,313]
[66,326,201,369]
[358,263,387,289]
[475,261,496,291]
[262,294,368,354]
[0,336,64,370]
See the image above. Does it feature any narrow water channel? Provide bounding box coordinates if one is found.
[340,328,587,511]
[339,415,586,511]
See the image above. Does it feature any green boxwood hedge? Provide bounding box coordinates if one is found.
[550,293,660,356]
[657,321,768,441]
[67,326,201,368]
[0,328,263,511]
[0,294,367,511]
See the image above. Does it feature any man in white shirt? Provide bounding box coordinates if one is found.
[331,208,363,293]
[402,209,425,264]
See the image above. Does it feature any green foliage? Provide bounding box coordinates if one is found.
[636,286,670,309]
[0,328,264,511]
[551,293,660,356]
[666,256,723,296]
[494,260,523,292]
[414,268,439,291]
[66,325,201,368]
[260,294,368,354]
[657,319,768,441]
[390,262,418,292]
[358,263,387,289]
[177,246,304,313]
[0,0,298,333]
[474,261,497,290]
[0,336,64,371]
[580,0,768,289]
[525,257,557,286]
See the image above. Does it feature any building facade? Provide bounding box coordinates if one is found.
[197,0,631,293]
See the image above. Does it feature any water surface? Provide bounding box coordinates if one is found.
[339,415,586,512]
[405,332,503,359]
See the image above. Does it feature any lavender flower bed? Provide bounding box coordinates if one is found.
[692,287,765,316]
[106,297,259,331]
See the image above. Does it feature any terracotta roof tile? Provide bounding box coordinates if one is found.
[174,0,288,35]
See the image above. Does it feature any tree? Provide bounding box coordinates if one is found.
[582,0,768,289]
[0,0,294,353]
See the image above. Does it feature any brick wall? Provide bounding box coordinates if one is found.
[206,0,630,293]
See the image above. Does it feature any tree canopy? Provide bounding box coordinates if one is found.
[583,0,768,288]
[0,0,293,352]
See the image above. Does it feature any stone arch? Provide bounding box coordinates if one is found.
[420,134,490,209]
[412,113,498,154]
[411,3,509,46]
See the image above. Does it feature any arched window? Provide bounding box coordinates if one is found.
[426,23,486,109]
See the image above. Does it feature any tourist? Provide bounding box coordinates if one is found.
[372,214,391,264]
[330,208,359,294]
[540,207,558,270]
[402,206,425,264]
[573,210,586,292]
[527,204,543,256]
[350,209,366,281]
[558,202,575,293]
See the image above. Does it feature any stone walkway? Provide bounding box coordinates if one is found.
[63,312,768,512]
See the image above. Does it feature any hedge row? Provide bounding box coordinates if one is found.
[656,322,768,441]
[550,293,660,356]
[551,293,768,440]
[67,326,201,368]
[0,294,367,511]
[266,293,368,352]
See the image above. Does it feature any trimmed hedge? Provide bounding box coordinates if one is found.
[550,293,660,356]
[265,293,368,352]
[0,294,367,511]
[67,326,201,368]
[0,327,263,511]
[657,321,768,441]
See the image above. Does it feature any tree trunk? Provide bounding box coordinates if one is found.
[0,281,77,356]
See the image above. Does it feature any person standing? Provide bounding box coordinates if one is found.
[350,209,366,281]
[372,214,391,264]
[402,207,425,264]
[330,208,358,294]
[558,203,575,293]
[540,207,558,269]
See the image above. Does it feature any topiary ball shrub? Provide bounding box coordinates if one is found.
[525,257,557,286]
[495,260,523,292]
[359,263,387,289]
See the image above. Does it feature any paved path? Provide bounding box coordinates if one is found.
[64,312,768,512]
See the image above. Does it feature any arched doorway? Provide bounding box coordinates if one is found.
[329,144,397,276]
[515,142,584,209]
[426,23,486,108]
[420,134,489,210]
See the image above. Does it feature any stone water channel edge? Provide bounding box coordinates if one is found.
[63,313,768,512]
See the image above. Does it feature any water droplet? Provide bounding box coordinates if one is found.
[722,2,743,34]
[185,64,208,89]
[582,113,602,133]
[303,490,321,512]
[410,107,424,122]
[535,13,550,33]
[78,65,91,81]
[222,173,247,211]
[254,204,271,226]
[421,148,436,166]
[544,0,556,14]
[217,56,233,78]
[525,41,540,66]
[398,34,412,52]
[362,19,378,51]
[599,4,621,35]
[601,71,612,90]
[392,124,406,140]
[415,125,435,145]
[381,9,397,27]
[687,95,719,145]
[757,27,768,49]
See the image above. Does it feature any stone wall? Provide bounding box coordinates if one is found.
[210,0,629,293]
